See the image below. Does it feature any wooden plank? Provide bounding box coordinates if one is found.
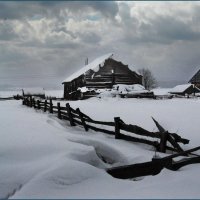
[44,100,47,112]
[107,160,164,179]
[76,108,88,131]
[49,99,53,113]
[84,118,115,126]
[114,117,121,139]
[167,134,184,152]
[120,123,161,139]
[66,103,75,126]
[87,124,115,135]
[57,102,61,119]
[120,134,159,148]
[163,146,200,160]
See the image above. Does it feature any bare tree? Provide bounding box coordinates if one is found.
[138,68,157,90]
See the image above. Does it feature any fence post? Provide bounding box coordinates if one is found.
[44,100,47,112]
[30,96,32,107]
[37,100,40,109]
[57,102,61,119]
[49,99,53,113]
[22,98,25,105]
[159,131,168,153]
[66,103,75,126]
[76,108,88,131]
[32,98,35,108]
[114,117,121,139]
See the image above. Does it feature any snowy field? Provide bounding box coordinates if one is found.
[1,94,200,198]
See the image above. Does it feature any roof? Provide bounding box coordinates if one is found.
[169,84,195,93]
[22,87,45,95]
[62,53,113,83]
[189,69,200,83]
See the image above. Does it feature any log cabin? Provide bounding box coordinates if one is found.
[62,53,143,100]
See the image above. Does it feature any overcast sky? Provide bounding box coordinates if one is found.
[1,1,200,90]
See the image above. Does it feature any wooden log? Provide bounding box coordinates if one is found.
[57,102,61,119]
[37,100,40,109]
[152,117,168,153]
[120,134,159,148]
[107,160,164,179]
[166,156,200,171]
[114,117,121,139]
[163,146,200,160]
[44,100,47,112]
[32,98,35,108]
[159,131,168,153]
[120,123,161,139]
[87,124,115,135]
[30,96,32,107]
[66,103,75,126]
[84,118,115,126]
[170,133,189,144]
[76,108,88,131]
[167,134,184,152]
[49,99,53,113]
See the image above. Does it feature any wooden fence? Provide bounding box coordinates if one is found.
[107,146,200,179]
[22,97,189,153]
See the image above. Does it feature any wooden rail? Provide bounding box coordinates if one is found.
[107,146,200,179]
[22,97,189,153]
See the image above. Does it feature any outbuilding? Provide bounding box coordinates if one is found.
[169,84,200,96]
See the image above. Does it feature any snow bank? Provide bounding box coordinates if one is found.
[1,99,200,198]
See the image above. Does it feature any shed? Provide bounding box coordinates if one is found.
[169,84,200,96]
[22,87,45,99]
[62,53,143,99]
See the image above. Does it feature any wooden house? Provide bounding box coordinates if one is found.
[169,84,200,96]
[189,69,200,89]
[62,53,143,99]
[22,88,45,99]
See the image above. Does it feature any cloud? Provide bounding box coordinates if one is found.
[1,1,200,89]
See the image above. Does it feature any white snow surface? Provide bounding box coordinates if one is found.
[63,53,113,83]
[151,88,171,96]
[1,96,200,198]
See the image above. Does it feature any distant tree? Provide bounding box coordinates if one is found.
[138,68,157,90]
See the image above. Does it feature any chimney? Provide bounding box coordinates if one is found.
[85,57,88,65]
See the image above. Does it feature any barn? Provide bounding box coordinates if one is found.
[189,69,200,89]
[169,83,200,96]
[62,53,143,100]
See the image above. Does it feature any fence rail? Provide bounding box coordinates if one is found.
[22,97,189,153]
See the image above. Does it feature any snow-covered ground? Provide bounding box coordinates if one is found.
[1,94,200,198]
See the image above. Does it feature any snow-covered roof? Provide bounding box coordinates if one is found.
[22,87,45,95]
[63,53,113,83]
[169,84,193,93]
